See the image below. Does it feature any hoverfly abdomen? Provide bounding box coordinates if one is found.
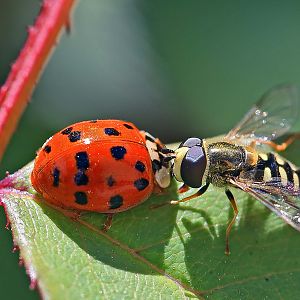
[249,152,300,190]
[253,153,280,181]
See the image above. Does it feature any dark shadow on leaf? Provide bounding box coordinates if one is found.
[181,195,300,295]
[175,205,218,239]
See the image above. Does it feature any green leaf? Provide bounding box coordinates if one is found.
[1,151,300,299]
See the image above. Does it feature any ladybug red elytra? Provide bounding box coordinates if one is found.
[31,120,171,214]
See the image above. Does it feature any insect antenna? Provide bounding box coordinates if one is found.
[160,148,175,154]
[162,155,176,163]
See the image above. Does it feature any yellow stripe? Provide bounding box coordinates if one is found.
[291,163,298,171]
[274,154,285,165]
[293,172,299,190]
[263,167,272,182]
[279,167,288,185]
[259,153,268,161]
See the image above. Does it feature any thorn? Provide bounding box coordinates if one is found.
[12,245,19,253]
[65,18,72,34]
[27,26,37,37]
[5,221,10,230]
[30,279,37,290]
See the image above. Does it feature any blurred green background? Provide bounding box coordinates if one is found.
[1,0,300,298]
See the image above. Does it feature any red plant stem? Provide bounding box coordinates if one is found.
[0,0,77,161]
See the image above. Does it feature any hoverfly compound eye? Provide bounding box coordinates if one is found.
[180,144,207,188]
[179,137,202,148]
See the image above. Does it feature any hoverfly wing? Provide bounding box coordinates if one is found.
[226,84,300,145]
[231,177,300,231]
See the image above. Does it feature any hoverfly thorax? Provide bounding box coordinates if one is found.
[173,137,207,188]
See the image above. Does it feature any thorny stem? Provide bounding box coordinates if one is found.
[0,0,77,161]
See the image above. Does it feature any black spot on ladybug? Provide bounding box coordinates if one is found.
[53,168,60,187]
[90,120,97,123]
[134,178,149,191]
[104,128,120,136]
[109,195,123,209]
[152,159,162,172]
[61,127,73,135]
[68,131,81,142]
[107,176,115,187]
[135,161,145,172]
[43,145,51,153]
[74,191,88,205]
[74,170,89,186]
[75,152,89,170]
[111,146,127,160]
[123,123,134,129]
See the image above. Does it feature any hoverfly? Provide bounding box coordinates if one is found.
[163,84,300,254]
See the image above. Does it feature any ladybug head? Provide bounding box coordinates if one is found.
[172,137,207,188]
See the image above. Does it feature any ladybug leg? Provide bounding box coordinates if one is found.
[153,183,167,195]
[170,183,210,205]
[102,213,114,232]
[260,133,300,152]
[68,210,82,221]
[58,209,82,221]
[178,183,190,194]
[224,189,238,255]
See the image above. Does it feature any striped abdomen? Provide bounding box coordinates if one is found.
[253,152,300,189]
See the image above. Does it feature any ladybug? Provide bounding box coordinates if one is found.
[31,120,171,216]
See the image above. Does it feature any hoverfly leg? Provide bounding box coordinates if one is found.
[224,189,239,255]
[102,213,114,232]
[170,183,210,205]
[264,133,300,152]
[178,183,190,194]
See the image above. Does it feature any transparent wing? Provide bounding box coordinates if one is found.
[226,84,300,145]
[231,177,300,231]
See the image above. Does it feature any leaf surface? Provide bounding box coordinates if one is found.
[1,153,300,299]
